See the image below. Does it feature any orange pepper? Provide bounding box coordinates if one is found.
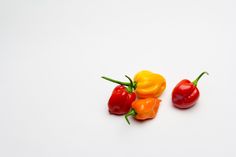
[125,98,161,124]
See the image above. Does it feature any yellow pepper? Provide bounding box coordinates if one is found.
[134,70,166,98]
[101,70,166,98]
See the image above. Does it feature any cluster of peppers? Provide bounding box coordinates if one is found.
[102,70,166,124]
[102,70,208,125]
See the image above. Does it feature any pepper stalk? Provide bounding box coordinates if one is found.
[125,109,136,125]
[101,75,137,92]
[192,71,209,86]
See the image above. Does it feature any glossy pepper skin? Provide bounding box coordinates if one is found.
[172,72,208,109]
[108,85,136,115]
[125,98,161,125]
[102,70,166,99]
[134,70,166,98]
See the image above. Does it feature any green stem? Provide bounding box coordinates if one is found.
[101,76,137,89]
[125,109,136,125]
[125,75,133,88]
[192,71,209,86]
[125,75,134,93]
[101,76,131,86]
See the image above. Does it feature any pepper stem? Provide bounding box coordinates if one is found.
[192,71,209,86]
[101,76,130,86]
[125,75,134,93]
[101,76,137,89]
[125,109,136,125]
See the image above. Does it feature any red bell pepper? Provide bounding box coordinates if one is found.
[103,76,136,115]
[172,72,208,109]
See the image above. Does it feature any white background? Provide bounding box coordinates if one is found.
[0,0,236,157]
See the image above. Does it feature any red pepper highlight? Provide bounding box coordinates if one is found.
[103,75,136,115]
[108,85,136,115]
[172,72,208,109]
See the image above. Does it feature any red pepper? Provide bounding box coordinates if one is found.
[172,72,208,109]
[103,76,136,115]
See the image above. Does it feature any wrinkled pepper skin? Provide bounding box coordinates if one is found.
[172,72,208,109]
[108,85,136,115]
[134,70,166,98]
[125,98,161,124]
[132,98,161,120]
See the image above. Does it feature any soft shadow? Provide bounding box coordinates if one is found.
[171,102,199,112]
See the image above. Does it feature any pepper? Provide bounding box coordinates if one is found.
[134,70,166,98]
[125,98,161,125]
[172,72,208,109]
[102,70,166,99]
[105,76,136,115]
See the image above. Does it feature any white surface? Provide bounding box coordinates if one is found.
[0,0,236,157]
